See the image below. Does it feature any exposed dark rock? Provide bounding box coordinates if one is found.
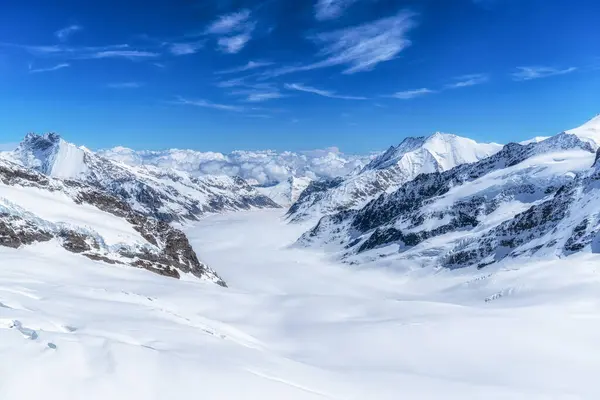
[0,214,53,248]
[59,231,96,253]
[0,157,226,286]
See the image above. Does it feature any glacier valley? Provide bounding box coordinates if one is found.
[1,115,600,399]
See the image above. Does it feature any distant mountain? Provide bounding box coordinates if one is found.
[99,146,373,186]
[287,132,502,222]
[296,122,598,271]
[256,176,312,206]
[10,133,279,222]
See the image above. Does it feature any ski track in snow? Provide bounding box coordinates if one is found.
[2,209,600,398]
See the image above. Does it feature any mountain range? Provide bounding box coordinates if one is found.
[296,115,600,271]
[287,132,502,222]
[1,115,599,289]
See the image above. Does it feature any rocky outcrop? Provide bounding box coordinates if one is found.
[0,157,226,286]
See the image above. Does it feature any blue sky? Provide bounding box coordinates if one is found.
[0,0,598,153]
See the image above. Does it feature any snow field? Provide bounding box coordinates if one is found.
[2,210,600,398]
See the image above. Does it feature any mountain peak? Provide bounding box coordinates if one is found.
[428,131,456,140]
[15,132,88,179]
[566,114,600,150]
[22,132,63,149]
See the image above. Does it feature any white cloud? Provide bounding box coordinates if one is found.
[512,66,577,81]
[206,9,255,54]
[55,25,82,42]
[228,87,284,102]
[169,40,204,56]
[218,33,252,54]
[445,73,489,89]
[89,50,159,59]
[245,114,273,119]
[28,63,70,73]
[284,83,367,100]
[206,9,252,34]
[215,77,247,88]
[7,43,159,61]
[245,91,284,102]
[217,61,274,74]
[390,88,434,99]
[107,82,144,89]
[263,11,417,77]
[315,0,359,21]
[175,96,245,112]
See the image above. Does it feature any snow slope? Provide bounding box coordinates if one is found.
[0,183,143,246]
[566,114,600,149]
[288,132,502,222]
[3,210,600,398]
[99,146,372,186]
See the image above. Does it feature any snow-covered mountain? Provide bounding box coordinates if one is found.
[566,114,600,149]
[297,125,598,271]
[255,176,312,206]
[287,132,502,222]
[99,146,372,186]
[9,133,279,222]
[0,156,225,285]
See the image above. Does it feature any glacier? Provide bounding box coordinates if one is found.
[2,115,600,399]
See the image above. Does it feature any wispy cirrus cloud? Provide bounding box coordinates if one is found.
[244,91,284,102]
[227,84,284,102]
[215,77,277,94]
[107,82,144,89]
[55,25,82,42]
[169,40,204,56]
[218,33,252,54]
[175,96,245,112]
[217,60,274,74]
[215,77,247,88]
[88,50,159,59]
[28,63,70,73]
[262,11,417,77]
[4,43,159,60]
[206,9,253,34]
[511,66,577,81]
[315,0,359,21]
[284,83,367,100]
[390,88,434,99]
[206,9,255,54]
[445,73,489,89]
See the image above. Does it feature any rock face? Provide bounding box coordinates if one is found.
[297,131,599,270]
[11,133,279,223]
[0,157,226,286]
[287,132,502,222]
